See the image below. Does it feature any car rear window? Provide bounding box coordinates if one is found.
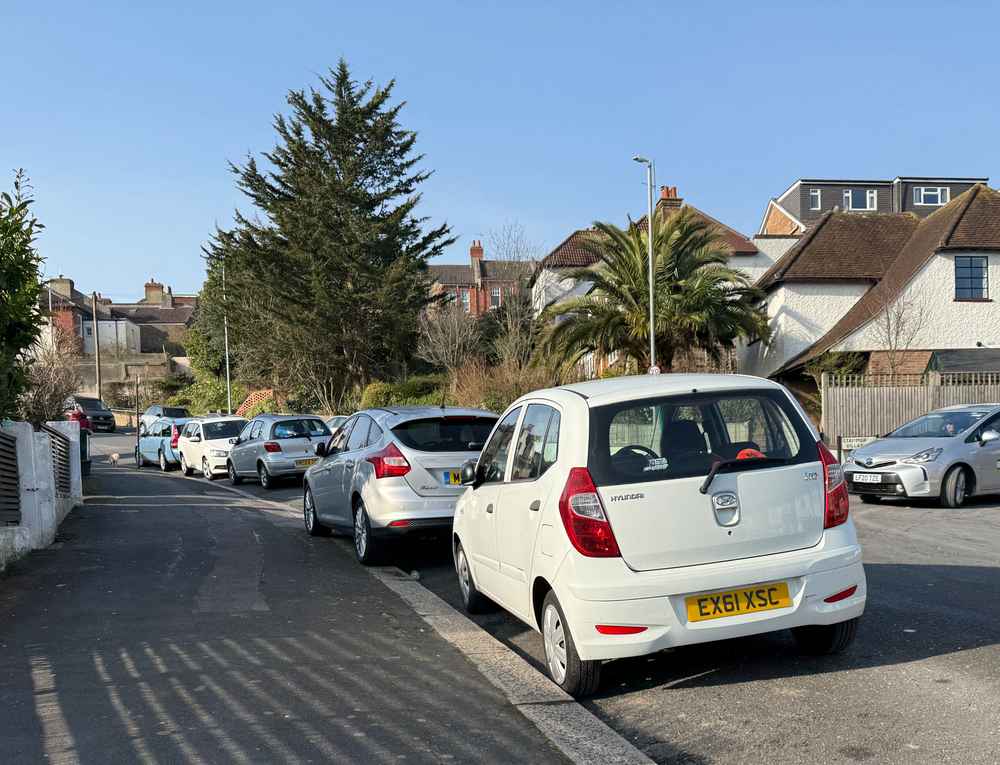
[271,419,331,439]
[392,416,498,453]
[203,420,245,440]
[588,389,818,486]
[163,407,190,418]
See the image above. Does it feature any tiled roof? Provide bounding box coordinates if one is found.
[757,212,919,290]
[780,185,1000,372]
[428,264,473,285]
[112,304,196,324]
[428,261,530,285]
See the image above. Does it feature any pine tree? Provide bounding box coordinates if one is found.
[201,60,453,411]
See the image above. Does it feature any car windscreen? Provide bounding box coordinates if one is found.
[75,397,107,410]
[202,421,245,440]
[163,407,190,418]
[392,416,498,453]
[888,411,990,438]
[587,389,818,486]
[271,419,330,439]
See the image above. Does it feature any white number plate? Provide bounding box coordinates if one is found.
[853,472,882,484]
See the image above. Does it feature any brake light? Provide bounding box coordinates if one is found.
[367,442,411,478]
[595,625,647,635]
[558,467,620,558]
[170,425,179,449]
[818,441,849,529]
[388,519,410,528]
[263,441,282,453]
[823,585,858,603]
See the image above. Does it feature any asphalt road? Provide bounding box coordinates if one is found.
[87,432,1000,764]
[1,433,567,764]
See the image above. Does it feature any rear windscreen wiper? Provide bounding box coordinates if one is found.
[699,457,787,495]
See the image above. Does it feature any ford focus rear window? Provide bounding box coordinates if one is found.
[163,407,190,418]
[393,417,498,453]
[588,389,818,486]
[272,419,330,439]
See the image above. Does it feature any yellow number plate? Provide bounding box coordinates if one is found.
[296,458,318,468]
[444,470,461,485]
[685,581,791,623]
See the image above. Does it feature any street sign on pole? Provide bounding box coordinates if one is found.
[648,366,661,375]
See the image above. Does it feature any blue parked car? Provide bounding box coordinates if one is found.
[136,417,194,471]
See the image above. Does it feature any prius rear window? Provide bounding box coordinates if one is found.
[588,389,818,486]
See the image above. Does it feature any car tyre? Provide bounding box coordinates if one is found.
[940,466,968,508]
[541,591,601,698]
[159,451,170,472]
[353,500,381,565]
[180,453,193,476]
[455,540,489,613]
[135,447,145,467]
[304,486,331,537]
[793,617,859,655]
[859,494,880,504]
[228,461,243,485]
[202,457,215,481]
[258,462,275,490]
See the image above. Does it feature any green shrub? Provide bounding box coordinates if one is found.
[168,373,248,416]
[244,396,277,418]
[359,374,448,409]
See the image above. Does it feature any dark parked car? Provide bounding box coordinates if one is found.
[67,396,115,432]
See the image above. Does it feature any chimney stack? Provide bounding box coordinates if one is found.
[659,185,683,208]
[469,240,484,260]
[144,278,164,304]
[49,275,75,298]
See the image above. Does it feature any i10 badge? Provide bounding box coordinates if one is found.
[711,491,740,527]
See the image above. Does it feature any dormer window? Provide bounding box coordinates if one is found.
[809,189,821,210]
[914,186,950,206]
[844,189,877,211]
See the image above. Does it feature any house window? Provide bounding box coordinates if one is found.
[843,189,877,211]
[461,289,470,313]
[85,327,93,336]
[914,186,950,206]
[490,287,501,308]
[955,256,988,301]
[809,189,821,210]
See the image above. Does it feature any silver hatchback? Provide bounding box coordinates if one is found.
[846,404,1000,507]
[302,406,497,564]
[227,414,331,489]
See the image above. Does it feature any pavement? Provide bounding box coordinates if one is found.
[0,432,568,764]
[6,430,1000,764]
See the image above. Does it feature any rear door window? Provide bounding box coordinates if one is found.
[589,389,817,486]
[346,416,371,451]
[511,404,560,480]
[392,416,498,453]
[478,408,521,483]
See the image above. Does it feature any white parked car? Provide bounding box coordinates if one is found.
[452,374,866,696]
[177,417,248,480]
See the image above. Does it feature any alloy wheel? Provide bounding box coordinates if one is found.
[955,470,967,505]
[304,490,315,532]
[457,547,471,603]
[354,507,368,558]
[202,458,211,479]
[228,463,237,482]
[159,452,167,471]
[259,464,270,488]
[543,603,568,685]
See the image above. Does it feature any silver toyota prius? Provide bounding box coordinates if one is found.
[302,406,497,564]
[845,404,1000,507]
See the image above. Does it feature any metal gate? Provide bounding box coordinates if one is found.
[0,430,20,525]
[41,425,72,497]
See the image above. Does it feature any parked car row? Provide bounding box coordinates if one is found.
[296,375,866,697]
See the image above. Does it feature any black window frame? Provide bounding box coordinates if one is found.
[955,255,989,301]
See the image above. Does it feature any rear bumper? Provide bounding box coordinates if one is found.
[261,455,318,477]
[362,481,460,529]
[370,517,453,538]
[89,419,115,432]
[551,528,866,661]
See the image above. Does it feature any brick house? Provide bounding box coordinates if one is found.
[41,276,141,355]
[427,241,532,315]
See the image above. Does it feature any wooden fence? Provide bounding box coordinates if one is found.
[821,372,1000,443]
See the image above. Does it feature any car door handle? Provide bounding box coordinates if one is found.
[529,500,541,512]
[486,503,494,514]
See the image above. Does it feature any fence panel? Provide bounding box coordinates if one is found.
[0,430,19,525]
[823,372,1000,443]
[41,425,72,497]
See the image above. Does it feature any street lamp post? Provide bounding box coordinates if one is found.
[632,155,658,373]
[222,263,232,415]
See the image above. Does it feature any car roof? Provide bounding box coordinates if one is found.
[251,413,325,422]
[196,416,247,424]
[541,373,783,407]
[933,403,1000,413]
[357,406,498,426]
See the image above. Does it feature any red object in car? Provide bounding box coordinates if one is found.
[67,409,92,431]
[170,425,180,449]
[736,447,766,460]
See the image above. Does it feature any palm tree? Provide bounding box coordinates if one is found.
[539,207,769,372]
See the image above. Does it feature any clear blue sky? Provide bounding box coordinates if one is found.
[3,1,997,300]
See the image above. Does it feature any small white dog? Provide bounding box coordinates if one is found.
[109,452,120,467]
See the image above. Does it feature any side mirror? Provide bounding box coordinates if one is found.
[190,435,202,443]
[981,429,1000,445]
[230,437,240,445]
[461,460,478,486]
[314,441,327,457]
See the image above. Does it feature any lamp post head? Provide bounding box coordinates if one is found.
[632,155,650,165]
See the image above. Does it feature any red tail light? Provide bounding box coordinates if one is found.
[558,467,620,558]
[263,441,282,453]
[367,442,411,478]
[595,625,647,635]
[823,585,858,603]
[818,441,849,529]
[170,425,179,449]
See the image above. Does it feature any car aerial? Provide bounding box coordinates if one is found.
[139,404,190,436]
[136,416,194,471]
[176,416,248,480]
[66,395,116,432]
[846,403,1000,507]
[228,414,331,489]
[451,374,866,697]
[325,415,348,434]
[303,406,498,564]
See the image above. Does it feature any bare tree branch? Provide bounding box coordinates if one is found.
[866,292,929,375]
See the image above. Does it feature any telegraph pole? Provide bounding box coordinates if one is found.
[91,292,103,399]
[223,263,232,415]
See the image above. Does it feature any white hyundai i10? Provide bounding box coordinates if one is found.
[452,374,866,696]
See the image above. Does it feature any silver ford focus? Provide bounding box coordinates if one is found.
[845,404,1000,507]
